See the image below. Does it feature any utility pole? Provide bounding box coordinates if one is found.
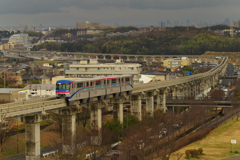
[17,121,19,154]
[4,60,5,88]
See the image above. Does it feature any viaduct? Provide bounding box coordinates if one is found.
[4,50,220,63]
[0,55,228,160]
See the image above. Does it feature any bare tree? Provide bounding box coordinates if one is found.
[0,112,15,153]
[76,108,90,128]
[50,113,62,136]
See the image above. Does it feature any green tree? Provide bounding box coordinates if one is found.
[32,80,41,84]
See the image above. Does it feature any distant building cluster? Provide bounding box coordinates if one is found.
[76,21,115,30]
[139,26,166,33]
[0,33,30,50]
[76,21,101,29]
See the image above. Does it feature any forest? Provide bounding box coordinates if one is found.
[32,27,240,55]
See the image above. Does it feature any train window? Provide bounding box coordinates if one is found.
[112,79,116,84]
[126,77,130,82]
[77,83,83,88]
[103,79,106,85]
[87,82,89,87]
[121,78,124,83]
[96,81,101,86]
[66,84,70,89]
[107,80,110,84]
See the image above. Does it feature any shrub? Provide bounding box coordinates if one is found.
[189,149,199,157]
[185,150,190,158]
[198,148,203,154]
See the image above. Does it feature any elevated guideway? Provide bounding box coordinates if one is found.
[4,50,221,63]
[0,55,228,160]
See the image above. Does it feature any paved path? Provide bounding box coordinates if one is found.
[220,154,240,160]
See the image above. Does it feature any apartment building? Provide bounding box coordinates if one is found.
[9,34,28,44]
[163,57,189,69]
[64,59,142,84]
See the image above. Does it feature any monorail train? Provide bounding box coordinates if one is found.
[56,75,133,105]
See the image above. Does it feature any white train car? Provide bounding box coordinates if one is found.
[56,75,133,105]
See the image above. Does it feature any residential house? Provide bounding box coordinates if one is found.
[21,75,42,84]
[141,67,171,81]
[6,76,23,85]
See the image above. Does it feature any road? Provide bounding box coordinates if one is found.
[221,63,235,87]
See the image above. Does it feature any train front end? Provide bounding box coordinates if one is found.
[56,80,73,99]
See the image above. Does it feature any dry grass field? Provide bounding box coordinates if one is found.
[170,117,240,160]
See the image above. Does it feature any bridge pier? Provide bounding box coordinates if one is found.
[146,92,154,117]
[60,108,77,155]
[172,87,177,99]
[90,103,102,145]
[131,95,142,121]
[24,114,49,160]
[156,90,167,113]
[112,98,124,123]
[184,85,189,100]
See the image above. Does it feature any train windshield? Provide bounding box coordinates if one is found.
[56,83,70,90]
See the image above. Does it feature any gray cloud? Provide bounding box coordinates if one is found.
[0,0,239,14]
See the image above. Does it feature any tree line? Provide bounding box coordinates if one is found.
[32,29,240,55]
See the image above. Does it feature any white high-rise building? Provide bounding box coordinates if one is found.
[9,34,29,44]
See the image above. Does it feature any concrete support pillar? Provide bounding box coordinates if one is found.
[146,92,154,117]
[111,56,114,60]
[177,87,183,99]
[127,56,130,61]
[152,57,156,62]
[161,90,167,113]
[113,99,124,124]
[172,87,177,99]
[184,85,189,100]
[192,58,195,63]
[193,83,197,98]
[156,93,161,110]
[103,56,106,60]
[161,56,164,62]
[25,116,40,160]
[61,110,76,155]
[131,95,142,121]
[157,90,167,113]
[90,103,102,145]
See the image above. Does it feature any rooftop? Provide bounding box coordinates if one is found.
[0,88,23,94]
[24,84,56,90]
[141,70,171,75]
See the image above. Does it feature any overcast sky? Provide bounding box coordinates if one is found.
[0,0,239,27]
